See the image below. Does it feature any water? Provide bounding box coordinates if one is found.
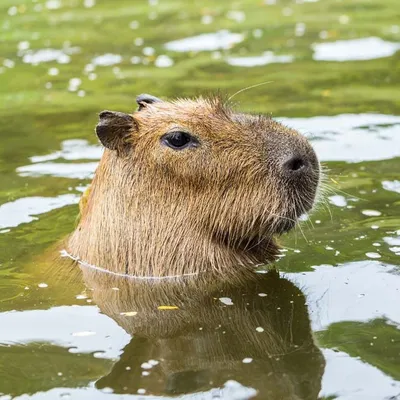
[0,0,399,399]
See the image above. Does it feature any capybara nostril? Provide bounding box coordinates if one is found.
[283,156,307,173]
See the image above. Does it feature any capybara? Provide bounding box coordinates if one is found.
[68,94,320,277]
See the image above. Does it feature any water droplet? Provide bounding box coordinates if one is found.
[38,283,48,288]
[68,77,81,92]
[362,209,381,217]
[201,15,213,25]
[134,38,144,46]
[48,67,59,76]
[18,41,30,51]
[143,47,155,56]
[155,55,174,68]
[46,0,62,10]
[219,297,233,305]
[339,15,350,24]
[242,357,253,363]
[84,0,96,8]
[8,6,18,16]
[366,252,381,259]
[3,59,15,68]
[129,21,139,29]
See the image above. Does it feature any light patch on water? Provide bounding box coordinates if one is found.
[0,306,129,359]
[226,10,246,23]
[22,47,80,65]
[30,139,102,162]
[83,0,96,8]
[312,37,400,61]
[361,209,381,217]
[287,261,400,330]
[17,162,98,179]
[8,6,18,16]
[0,194,79,229]
[11,380,257,399]
[201,15,214,25]
[321,348,400,399]
[18,41,30,51]
[328,195,347,207]
[91,53,122,66]
[365,252,381,259]
[279,114,400,162]
[3,59,15,68]
[382,180,400,194]
[46,0,62,9]
[164,30,244,52]
[226,51,294,67]
[219,297,234,305]
[155,55,174,68]
[68,77,81,92]
[389,247,400,255]
[129,20,139,29]
[383,236,400,246]
[48,67,59,76]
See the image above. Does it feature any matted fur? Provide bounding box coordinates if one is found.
[68,96,319,277]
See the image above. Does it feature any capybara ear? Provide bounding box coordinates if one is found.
[96,111,136,150]
[136,93,162,111]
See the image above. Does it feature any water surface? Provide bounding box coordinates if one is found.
[1,0,400,399]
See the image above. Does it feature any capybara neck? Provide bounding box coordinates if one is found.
[68,94,320,277]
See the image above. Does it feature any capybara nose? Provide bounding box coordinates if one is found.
[279,145,319,182]
[283,155,308,173]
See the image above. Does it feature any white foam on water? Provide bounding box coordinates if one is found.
[226,51,293,67]
[0,194,79,229]
[165,30,244,52]
[312,37,400,61]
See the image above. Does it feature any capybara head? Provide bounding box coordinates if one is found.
[68,94,320,277]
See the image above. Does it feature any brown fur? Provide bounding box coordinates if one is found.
[68,96,319,277]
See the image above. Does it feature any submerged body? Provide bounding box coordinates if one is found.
[68,94,320,277]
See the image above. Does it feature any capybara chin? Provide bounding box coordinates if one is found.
[68,94,320,278]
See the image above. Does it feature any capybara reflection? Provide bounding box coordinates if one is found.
[68,94,320,277]
[80,268,324,399]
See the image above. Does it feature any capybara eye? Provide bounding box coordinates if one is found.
[161,131,198,150]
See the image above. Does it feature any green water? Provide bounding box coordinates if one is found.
[1,0,400,399]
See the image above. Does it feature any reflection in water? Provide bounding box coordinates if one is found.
[164,30,244,52]
[312,37,400,62]
[80,268,325,399]
[226,51,294,67]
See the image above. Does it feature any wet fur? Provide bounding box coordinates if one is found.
[68,96,319,277]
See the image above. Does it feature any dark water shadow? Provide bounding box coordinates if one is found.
[79,267,325,399]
